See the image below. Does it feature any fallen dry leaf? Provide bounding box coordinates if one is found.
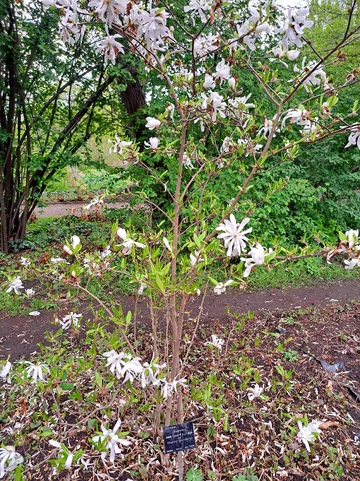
[320,421,340,429]
[20,398,26,415]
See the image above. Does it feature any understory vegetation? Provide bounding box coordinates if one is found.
[1,301,360,480]
[1,212,360,481]
[1,0,360,479]
[0,212,359,318]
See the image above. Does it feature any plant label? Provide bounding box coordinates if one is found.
[163,422,195,454]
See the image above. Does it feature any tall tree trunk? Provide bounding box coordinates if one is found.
[0,0,17,253]
[120,65,146,116]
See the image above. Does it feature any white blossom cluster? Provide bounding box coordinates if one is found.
[48,419,132,468]
[37,0,360,158]
[1,360,51,385]
[6,276,36,297]
[41,0,172,60]
[56,312,82,330]
[214,215,274,280]
[0,446,24,479]
[277,7,314,52]
[103,350,186,400]
[327,229,360,269]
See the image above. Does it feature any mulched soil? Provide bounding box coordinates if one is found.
[1,278,360,361]
[182,302,360,480]
[1,279,360,480]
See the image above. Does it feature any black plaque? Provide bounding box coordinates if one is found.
[163,422,195,454]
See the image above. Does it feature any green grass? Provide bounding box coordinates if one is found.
[247,256,360,290]
[42,165,132,202]
[26,216,113,249]
[1,216,359,320]
[0,291,23,316]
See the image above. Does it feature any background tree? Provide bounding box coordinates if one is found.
[0,0,148,253]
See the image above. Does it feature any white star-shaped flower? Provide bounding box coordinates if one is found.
[214,279,233,295]
[63,235,81,255]
[6,277,24,295]
[216,215,252,256]
[241,244,273,277]
[247,383,263,401]
[205,334,225,351]
[144,137,160,150]
[96,34,125,65]
[23,361,49,383]
[344,124,360,149]
[145,117,161,130]
[92,419,131,463]
[0,446,24,478]
[0,361,12,384]
[297,420,322,452]
[20,257,30,267]
[117,228,145,255]
[184,0,212,23]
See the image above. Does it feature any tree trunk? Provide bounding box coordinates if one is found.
[119,65,147,142]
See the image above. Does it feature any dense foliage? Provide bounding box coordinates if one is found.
[1,0,360,479]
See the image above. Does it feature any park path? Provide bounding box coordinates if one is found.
[34,199,128,218]
[4,200,360,360]
[1,277,359,360]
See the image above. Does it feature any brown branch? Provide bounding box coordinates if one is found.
[284,24,360,103]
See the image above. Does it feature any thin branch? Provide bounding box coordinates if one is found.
[76,284,135,355]
[343,0,357,41]
[284,24,360,103]
[205,101,284,243]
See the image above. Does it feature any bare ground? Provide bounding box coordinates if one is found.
[1,278,360,361]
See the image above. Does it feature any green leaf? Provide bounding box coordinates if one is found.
[125,310,132,324]
[193,234,201,248]
[327,95,338,108]
[155,275,165,293]
[15,465,23,481]
[186,468,203,481]
[87,419,97,430]
[73,449,84,463]
[339,231,347,242]
[59,382,75,391]
[30,421,41,429]
[95,371,103,388]
[39,427,53,437]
